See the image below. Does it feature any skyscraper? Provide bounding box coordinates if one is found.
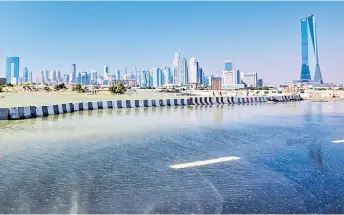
[77,71,82,84]
[22,67,29,82]
[178,58,188,85]
[28,71,33,83]
[45,70,50,83]
[188,57,198,84]
[40,70,45,84]
[117,70,121,81]
[51,70,57,82]
[151,68,160,87]
[71,64,77,83]
[300,15,323,83]
[104,66,109,78]
[6,57,19,84]
[199,68,204,85]
[161,65,172,86]
[57,71,61,82]
[173,51,180,84]
[257,79,263,87]
[140,70,150,88]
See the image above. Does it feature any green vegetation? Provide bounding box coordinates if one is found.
[109,83,126,94]
[4,83,13,87]
[22,85,32,91]
[44,86,51,92]
[0,86,3,93]
[53,83,67,91]
[247,87,272,90]
[72,84,85,93]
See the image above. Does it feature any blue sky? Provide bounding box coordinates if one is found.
[0,2,343,85]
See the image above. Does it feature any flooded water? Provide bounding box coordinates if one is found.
[1,101,344,213]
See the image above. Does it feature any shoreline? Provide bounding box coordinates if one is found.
[0,94,303,121]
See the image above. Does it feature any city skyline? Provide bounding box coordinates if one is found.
[1,2,343,84]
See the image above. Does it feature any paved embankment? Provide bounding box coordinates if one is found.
[0,94,302,120]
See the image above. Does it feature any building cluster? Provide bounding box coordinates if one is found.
[4,51,263,89]
[221,58,263,89]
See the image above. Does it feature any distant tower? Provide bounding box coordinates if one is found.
[300,15,323,83]
[22,67,29,82]
[104,66,109,79]
[71,64,77,83]
[188,57,198,84]
[6,57,19,84]
[117,70,121,81]
[173,51,181,84]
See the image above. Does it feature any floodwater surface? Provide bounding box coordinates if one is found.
[1,101,344,213]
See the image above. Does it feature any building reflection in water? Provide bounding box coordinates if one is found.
[304,102,324,169]
[213,105,224,123]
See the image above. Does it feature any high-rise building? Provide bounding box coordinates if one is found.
[6,57,19,84]
[205,75,212,87]
[300,15,323,83]
[134,66,138,81]
[161,65,172,86]
[178,58,188,85]
[236,70,241,85]
[71,64,77,83]
[188,57,198,84]
[222,70,236,87]
[57,71,61,82]
[63,74,70,84]
[28,71,33,83]
[173,51,181,84]
[22,67,29,82]
[40,70,45,84]
[91,71,98,85]
[151,68,161,88]
[140,70,151,88]
[51,70,57,82]
[198,67,204,85]
[124,66,128,75]
[257,79,263,87]
[241,72,258,87]
[104,66,109,78]
[225,58,232,71]
[45,70,50,83]
[117,70,121,81]
[77,71,82,84]
[81,72,89,85]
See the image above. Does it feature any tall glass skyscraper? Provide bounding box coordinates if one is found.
[6,57,19,84]
[71,64,77,83]
[173,51,181,84]
[178,58,188,85]
[23,67,29,82]
[300,15,323,83]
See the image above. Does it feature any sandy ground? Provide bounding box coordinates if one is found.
[0,91,187,108]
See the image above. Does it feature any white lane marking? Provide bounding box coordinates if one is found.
[169,156,240,169]
[332,140,344,143]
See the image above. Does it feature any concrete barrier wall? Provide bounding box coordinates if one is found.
[1,95,303,120]
[267,94,303,102]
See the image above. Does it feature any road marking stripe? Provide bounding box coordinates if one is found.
[169,156,240,169]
